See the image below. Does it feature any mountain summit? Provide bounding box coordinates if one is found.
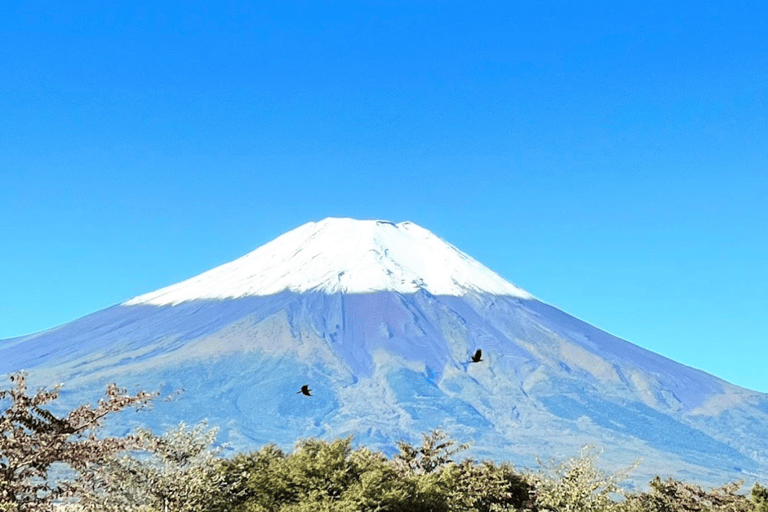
[125,218,531,305]
[2,218,768,486]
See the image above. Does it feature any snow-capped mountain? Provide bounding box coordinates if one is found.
[2,218,767,486]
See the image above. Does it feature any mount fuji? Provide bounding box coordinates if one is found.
[2,218,767,485]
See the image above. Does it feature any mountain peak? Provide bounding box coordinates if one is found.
[124,217,531,306]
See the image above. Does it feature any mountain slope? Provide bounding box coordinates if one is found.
[2,218,766,486]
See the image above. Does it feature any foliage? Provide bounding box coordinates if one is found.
[0,372,154,511]
[214,437,424,512]
[753,483,768,512]
[622,476,752,512]
[393,429,532,511]
[442,459,532,512]
[75,422,222,512]
[211,429,533,512]
[393,428,469,476]
[527,445,637,512]
[4,372,768,512]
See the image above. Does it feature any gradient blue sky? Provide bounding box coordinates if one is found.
[2,1,766,391]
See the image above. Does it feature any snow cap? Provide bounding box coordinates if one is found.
[124,218,532,305]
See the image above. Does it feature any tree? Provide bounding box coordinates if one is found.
[391,428,535,512]
[213,437,448,512]
[622,476,751,512]
[442,459,532,512]
[393,429,469,476]
[0,371,154,511]
[77,422,223,512]
[528,445,636,512]
[753,483,768,512]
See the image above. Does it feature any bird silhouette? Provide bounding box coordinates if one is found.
[297,384,312,396]
[470,349,482,363]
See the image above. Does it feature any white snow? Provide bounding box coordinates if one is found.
[124,218,532,306]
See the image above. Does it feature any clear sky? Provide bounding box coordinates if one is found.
[1,1,766,392]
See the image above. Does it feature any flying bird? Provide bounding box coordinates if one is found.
[470,349,482,363]
[297,384,312,396]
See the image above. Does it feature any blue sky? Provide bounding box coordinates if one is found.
[1,1,766,391]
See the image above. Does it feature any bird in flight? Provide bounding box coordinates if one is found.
[470,349,482,363]
[297,384,312,396]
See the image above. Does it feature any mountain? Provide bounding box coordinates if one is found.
[2,218,767,486]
